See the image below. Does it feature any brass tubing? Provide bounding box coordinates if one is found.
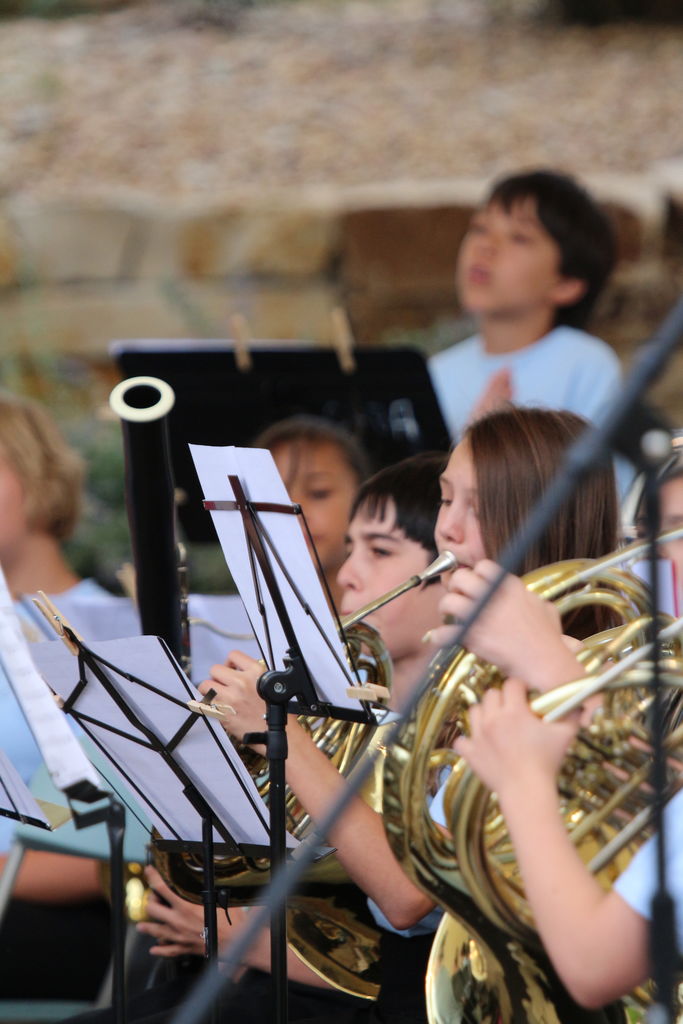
[340,550,456,629]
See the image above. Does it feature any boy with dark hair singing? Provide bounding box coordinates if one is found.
[429,168,621,440]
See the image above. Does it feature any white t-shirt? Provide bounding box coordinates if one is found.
[615,787,683,950]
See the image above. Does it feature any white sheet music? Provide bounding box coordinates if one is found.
[21,588,260,687]
[0,749,51,828]
[188,593,261,684]
[190,444,359,710]
[31,634,286,848]
[0,567,100,795]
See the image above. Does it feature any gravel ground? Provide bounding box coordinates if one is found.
[1,0,683,200]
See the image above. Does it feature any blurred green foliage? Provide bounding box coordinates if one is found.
[380,315,475,360]
[63,416,134,592]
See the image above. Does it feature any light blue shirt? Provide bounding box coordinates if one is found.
[615,787,683,950]
[428,325,622,441]
[428,325,633,498]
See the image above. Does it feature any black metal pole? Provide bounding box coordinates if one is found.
[200,810,221,1024]
[643,464,678,1023]
[201,813,219,963]
[104,797,127,1024]
[265,699,289,1024]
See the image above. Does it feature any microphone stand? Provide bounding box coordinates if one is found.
[70,792,128,1024]
[170,294,683,1024]
[641,456,679,1024]
[243,656,308,1024]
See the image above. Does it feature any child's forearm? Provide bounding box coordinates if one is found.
[285,720,435,930]
[497,772,648,1007]
[239,915,336,988]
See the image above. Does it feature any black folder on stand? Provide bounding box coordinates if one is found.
[110,340,449,542]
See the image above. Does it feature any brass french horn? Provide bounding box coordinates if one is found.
[153,616,390,998]
[382,534,683,1022]
[425,655,683,1024]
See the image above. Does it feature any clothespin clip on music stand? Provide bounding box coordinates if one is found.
[229,313,254,374]
[330,306,357,375]
[32,590,82,657]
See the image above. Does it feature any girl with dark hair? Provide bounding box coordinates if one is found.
[464,405,617,576]
[253,415,371,611]
[447,445,683,1016]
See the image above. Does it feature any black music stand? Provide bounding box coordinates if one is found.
[31,630,280,1024]
[0,749,57,835]
[195,455,378,1024]
[110,340,450,543]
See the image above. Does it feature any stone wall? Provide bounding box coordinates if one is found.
[2,171,682,418]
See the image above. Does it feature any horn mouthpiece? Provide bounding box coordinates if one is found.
[419,550,457,583]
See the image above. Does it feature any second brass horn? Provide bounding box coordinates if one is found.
[425,648,683,1024]
[383,534,683,1022]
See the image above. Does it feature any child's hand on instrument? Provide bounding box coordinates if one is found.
[454,678,578,800]
[429,560,582,692]
[138,865,241,958]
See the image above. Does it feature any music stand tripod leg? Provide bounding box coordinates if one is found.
[245,669,296,1024]
[75,794,128,1024]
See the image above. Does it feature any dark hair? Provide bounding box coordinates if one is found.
[465,406,618,637]
[350,452,447,561]
[252,415,370,484]
[487,169,616,328]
